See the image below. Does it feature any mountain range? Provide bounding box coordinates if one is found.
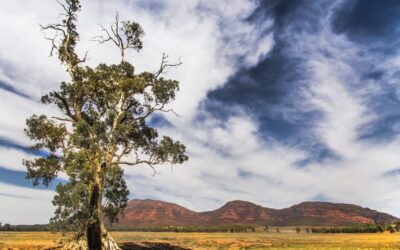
[110,199,398,228]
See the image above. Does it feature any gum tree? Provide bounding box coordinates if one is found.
[23,0,188,249]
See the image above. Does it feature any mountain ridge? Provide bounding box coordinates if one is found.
[111,199,398,228]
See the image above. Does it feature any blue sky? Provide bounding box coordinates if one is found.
[1,0,400,224]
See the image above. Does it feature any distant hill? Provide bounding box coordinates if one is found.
[110,199,398,228]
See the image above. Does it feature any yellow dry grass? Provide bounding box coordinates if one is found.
[1,231,400,250]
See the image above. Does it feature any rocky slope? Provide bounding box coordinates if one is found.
[111,199,398,227]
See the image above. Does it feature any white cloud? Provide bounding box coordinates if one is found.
[0,89,62,146]
[277,1,400,216]
[124,114,310,211]
[0,183,54,224]
[0,148,31,171]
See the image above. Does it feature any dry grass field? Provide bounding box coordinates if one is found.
[1,231,400,250]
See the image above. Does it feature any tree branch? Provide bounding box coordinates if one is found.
[53,92,76,120]
[112,160,160,176]
[51,116,75,122]
[154,53,182,78]
[92,24,119,48]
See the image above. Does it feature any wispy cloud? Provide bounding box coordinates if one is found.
[122,0,400,217]
[0,183,54,224]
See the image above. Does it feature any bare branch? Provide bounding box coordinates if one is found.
[39,0,88,72]
[112,13,124,48]
[51,116,75,122]
[91,24,119,47]
[94,12,145,62]
[40,23,67,56]
[40,23,66,33]
[78,51,89,63]
[115,143,130,162]
[158,108,182,117]
[132,101,181,123]
[112,160,160,176]
[56,0,69,13]
[91,35,112,44]
[154,53,182,78]
[43,36,58,57]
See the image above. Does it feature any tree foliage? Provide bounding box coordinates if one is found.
[310,224,386,233]
[23,0,188,247]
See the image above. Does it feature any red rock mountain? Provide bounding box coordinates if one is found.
[111,199,398,228]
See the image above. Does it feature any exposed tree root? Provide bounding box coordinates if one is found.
[45,232,121,250]
[100,232,121,250]
[59,238,87,250]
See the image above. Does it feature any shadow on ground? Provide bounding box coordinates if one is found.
[120,242,191,250]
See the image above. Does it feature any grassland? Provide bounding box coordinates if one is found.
[1,231,400,250]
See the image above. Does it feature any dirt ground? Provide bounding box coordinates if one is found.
[1,231,400,250]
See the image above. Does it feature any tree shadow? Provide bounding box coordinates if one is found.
[120,242,191,250]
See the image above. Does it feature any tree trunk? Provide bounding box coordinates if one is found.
[87,184,102,249]
[85,184,121,250]
[55,171,121,250]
